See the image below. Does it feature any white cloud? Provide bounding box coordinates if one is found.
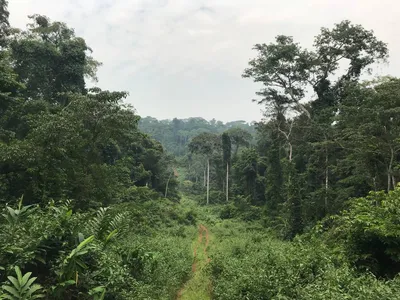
[9,0,400,122]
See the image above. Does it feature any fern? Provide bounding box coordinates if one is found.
[85,208,109,238]
[84,208,128,244]
[108,212,128,233]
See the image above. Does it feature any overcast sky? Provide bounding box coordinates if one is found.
[9,0,400,122]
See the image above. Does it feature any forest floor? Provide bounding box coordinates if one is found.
[176,223,212,300]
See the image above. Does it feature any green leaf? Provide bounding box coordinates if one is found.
[14,266,22,283]
[2,285,20,298]
[26,284,42,297]
[21,277,37,294]
[105,229,118,243]
[20,272,32,287]
[6,276,19,290]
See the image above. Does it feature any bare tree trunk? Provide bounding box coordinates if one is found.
[388,146,394,192]
[325,144,329,212]
[207,158,210,205]
[392,175,397,189]
[165,170,173,198]
[277,120,293,162]
[226,162,229,202]
[203,169,206,187]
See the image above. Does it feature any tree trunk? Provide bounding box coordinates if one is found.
[392,175,397,189]
[226,162,229,202]
[324,144,329,212]
[207,158,210,205]
[203,169,206,187]
[388,146,394,192]
[165,171,173,198]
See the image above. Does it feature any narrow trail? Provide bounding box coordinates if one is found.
[176,224,212,300]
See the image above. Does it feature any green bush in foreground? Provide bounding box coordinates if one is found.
[0,198,195,299]
[209,219,400,300]
[311,185,400,278]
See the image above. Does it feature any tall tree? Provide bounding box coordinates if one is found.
[188,132,220,204]
[222,132,231,201]
[243,20,389,235]
[9,15,101,105]
[227,127,253,158]
[0,0,9,47]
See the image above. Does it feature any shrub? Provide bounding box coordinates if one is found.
[210,220,400,300]
[313,186,400,278]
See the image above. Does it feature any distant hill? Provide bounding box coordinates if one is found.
[139,116,256,156]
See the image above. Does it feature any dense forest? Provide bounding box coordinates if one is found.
[1,0,400,299]
[139,117,255,157]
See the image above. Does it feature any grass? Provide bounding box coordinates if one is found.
[175,195,216,300]
[178,230,212,300]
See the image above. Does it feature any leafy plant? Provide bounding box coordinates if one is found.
[88,286,106,300]
[2,197,37,226]
[85,207,128,246]
[0,266,44,300]
[57,235,95,282]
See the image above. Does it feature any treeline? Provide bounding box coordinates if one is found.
[0,11,179,208]
[139,116,255,156]
[0,3,189,299]
[184,20,399,238]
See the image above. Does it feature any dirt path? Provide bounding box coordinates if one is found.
[176,224,211,300]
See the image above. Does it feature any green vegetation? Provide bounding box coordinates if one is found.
[1,195,196,299]
[1,0,400,299]
[139,117,255,157]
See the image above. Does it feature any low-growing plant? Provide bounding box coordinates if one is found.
[0,266,44,300]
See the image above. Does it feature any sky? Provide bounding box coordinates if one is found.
[9,0,400,122]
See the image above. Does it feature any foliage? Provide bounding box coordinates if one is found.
[209,218,400,300]
[237,19,396,237]
[312,186,400,278]
[139,117,255,157]
[0,14,178,207]
[1,3,400,298]
[0,196,196,299]
[0,266,44,300]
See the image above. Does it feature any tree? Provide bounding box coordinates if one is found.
[336,77,400,194]
[188,132,220,204]
[222,132,231,201]
[9,15,101,105]
[0,0,9,47]
[243,20,390,235]
[233,148,259,202]
[243,20,388,120]
[227,127,253,158]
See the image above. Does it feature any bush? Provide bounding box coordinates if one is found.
[210,219,400,300]
[219,203,238,219]
[0,197,195,299]
[312,186,400,278]
[119,186,161,203]
[181,180,194,193]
